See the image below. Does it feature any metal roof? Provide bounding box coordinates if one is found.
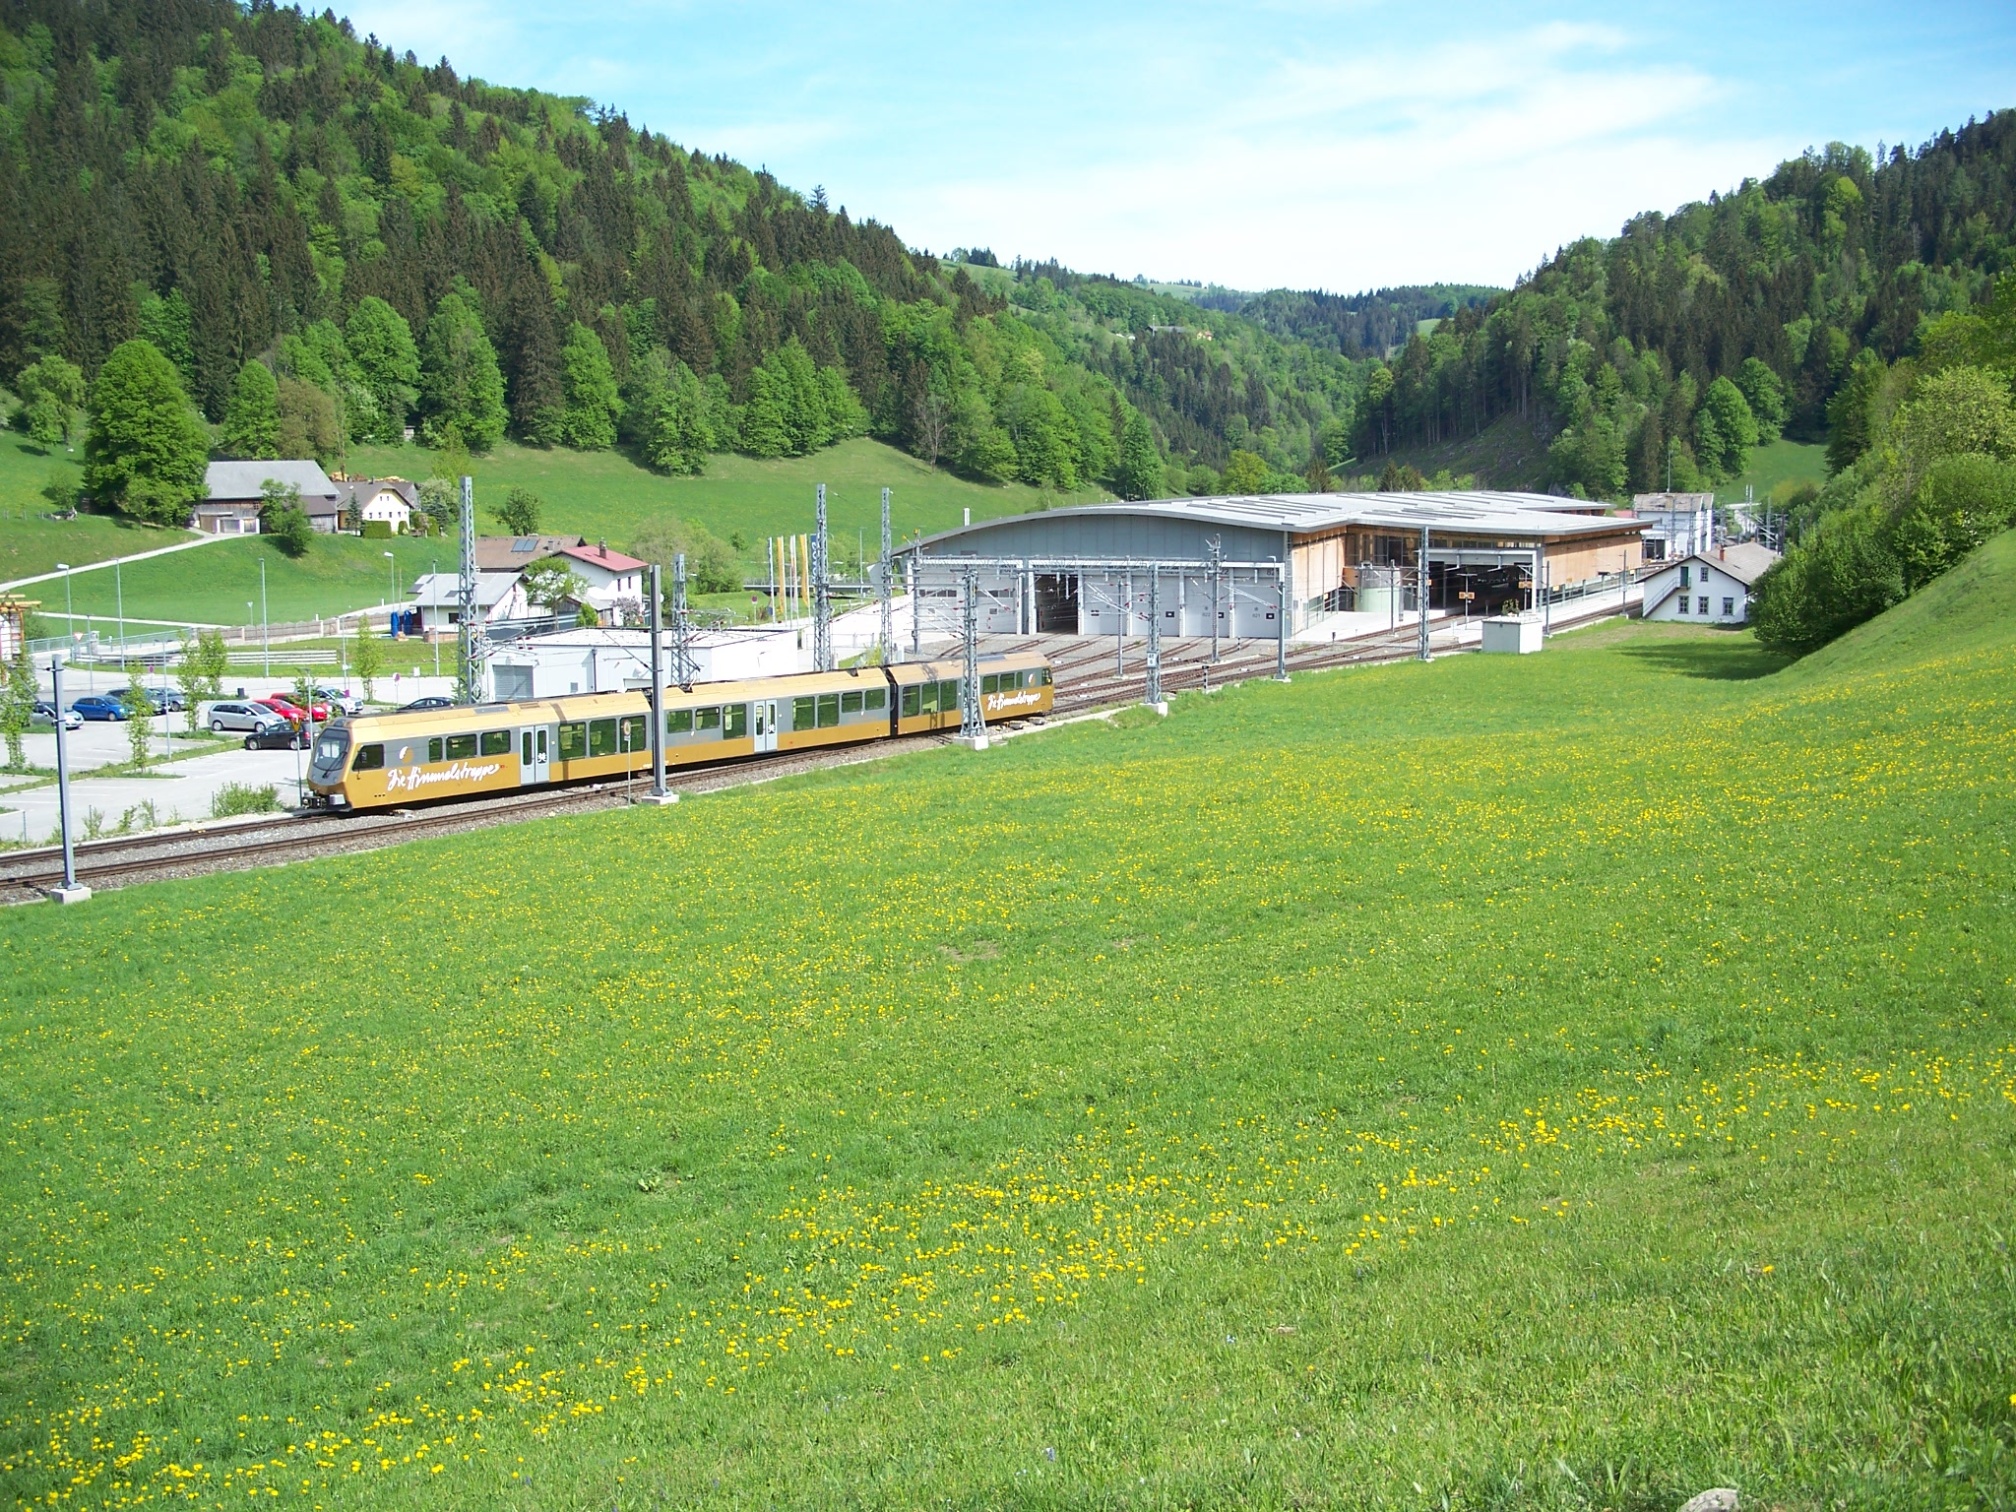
[910,492,1643,550]
[203,459,338,502]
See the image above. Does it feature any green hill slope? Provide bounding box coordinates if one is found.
[4,521,2013,1505]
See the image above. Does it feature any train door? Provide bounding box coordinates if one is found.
[519,725,552,784]
[753,700,779,753]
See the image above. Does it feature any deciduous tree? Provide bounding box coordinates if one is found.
[83,340,210,526]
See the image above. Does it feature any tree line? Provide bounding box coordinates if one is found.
[1351,118,2016,500]
[0,0,1363,519]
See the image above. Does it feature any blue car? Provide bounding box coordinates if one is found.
[71,694,130,722]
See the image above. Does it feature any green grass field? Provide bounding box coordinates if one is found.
[47,533,452,628]
[3,537,2015,1509]
[0,425,193,586]
[347,436,1105,561]
[1718,438,1828,507]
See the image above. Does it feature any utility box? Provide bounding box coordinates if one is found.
[1482,616,1543,654]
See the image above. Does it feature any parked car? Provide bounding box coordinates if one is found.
[201,700,292,735]
[244,723,308,751]
[71,694,129,722]
[312,686,362,716]
[258,694,334,724]
[108,686,183,714]
[397,695,455,713]
[31,699,81,730]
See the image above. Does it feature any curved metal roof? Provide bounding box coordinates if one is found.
[911,491,1642,549]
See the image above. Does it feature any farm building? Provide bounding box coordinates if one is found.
[1640,543,1779,625]
[899,492,1647,639]
[193,460,339,534]
[317,477,418,535]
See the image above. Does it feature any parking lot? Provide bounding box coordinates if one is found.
[2,672,458,845]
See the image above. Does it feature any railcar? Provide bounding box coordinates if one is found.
[302,652,1053,812]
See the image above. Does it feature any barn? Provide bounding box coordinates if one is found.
[899,492,1648,639]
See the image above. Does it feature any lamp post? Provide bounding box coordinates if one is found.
[55,562,71,628]
[384,550,398,607]
[259,555,269,679]
[47,653,88,903]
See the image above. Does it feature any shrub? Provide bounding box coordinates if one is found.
[211,782,279,818]
[361,520,394,539]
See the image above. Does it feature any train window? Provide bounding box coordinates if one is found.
[666,708,692,736]
[695,706,721,732]
[558,722,586,760]
[520,731,532,763]
[444,732,479,760]
[793,696,815,729]
[817,693,840,728]
[619,714,647,751]
[588,718,618,757]
[352,743,385,771]
[937,680,959,712]
[865,686,887,712]
[841,689,863,715]
[981,674,999,695]
[900,685,920,718]
[481,729,511,757]
[723,704,747,738]
[427,737,444,763]
[1038,668,1052,686]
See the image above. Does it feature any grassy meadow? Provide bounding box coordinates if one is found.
[346,436,1104,561]
[2,536,2015,1509]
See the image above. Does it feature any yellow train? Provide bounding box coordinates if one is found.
[303,652,1054,812]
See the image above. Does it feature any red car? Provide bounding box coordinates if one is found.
[255,694,334,725]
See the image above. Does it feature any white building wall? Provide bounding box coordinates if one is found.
[1642,560,1751,624]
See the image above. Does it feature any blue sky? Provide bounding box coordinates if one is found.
[340,0,2016,294]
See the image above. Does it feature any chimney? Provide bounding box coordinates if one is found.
[1719,545,1726,559]
[599,540,609,559]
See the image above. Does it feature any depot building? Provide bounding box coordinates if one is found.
[899,492,1648,638]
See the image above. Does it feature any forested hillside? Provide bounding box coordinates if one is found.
[0,0,1358,517]
[1357,116,2016,498]
[3,0,2015,527]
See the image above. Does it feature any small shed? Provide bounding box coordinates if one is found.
[1481,617,1543,654]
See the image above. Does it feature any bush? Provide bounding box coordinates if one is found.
[361,520,394,539]
[1751,501,1905,656]
[211,782,279,818]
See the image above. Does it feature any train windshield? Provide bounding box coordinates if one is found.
[310,724,349,771]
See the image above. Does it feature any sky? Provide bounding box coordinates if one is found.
[339,0,2016,296]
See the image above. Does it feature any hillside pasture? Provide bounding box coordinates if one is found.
[2,538,2014,1508]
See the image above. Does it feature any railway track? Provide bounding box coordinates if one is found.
[6,601,1626,899]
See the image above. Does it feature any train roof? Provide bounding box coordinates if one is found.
[338,652,1048,737]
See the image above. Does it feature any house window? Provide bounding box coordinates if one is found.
[1722,597,1735,617]
[1697,596,1709,615]
[1677,595,1689,613]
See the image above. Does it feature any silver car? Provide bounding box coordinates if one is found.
[202,700,292,735]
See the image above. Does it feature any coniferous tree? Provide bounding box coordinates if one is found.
[220,360,281,458]
[503,281,563,445]
[1116,410,1162,500]
[419,294,507,451]
[84,340,211,526]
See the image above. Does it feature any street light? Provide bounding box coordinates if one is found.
[384,551,397,609]
[259,554,269,679]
